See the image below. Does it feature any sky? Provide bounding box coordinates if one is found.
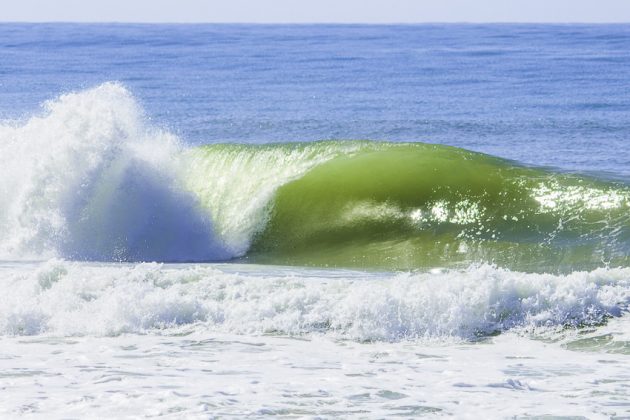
[2,0,630,23]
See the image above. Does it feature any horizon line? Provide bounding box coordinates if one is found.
[2,20,630,25]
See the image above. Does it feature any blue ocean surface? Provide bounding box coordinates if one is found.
[2,23,630,176]
[1,24,630,418]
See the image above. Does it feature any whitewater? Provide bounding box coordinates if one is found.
[2,23,630,418]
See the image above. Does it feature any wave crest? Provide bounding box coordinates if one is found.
[0,82,229,261]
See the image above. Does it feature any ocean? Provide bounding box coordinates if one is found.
[1,23,630,418]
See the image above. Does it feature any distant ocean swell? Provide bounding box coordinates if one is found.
[1,82,630,272]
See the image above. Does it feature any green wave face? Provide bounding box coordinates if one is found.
[249,143,630,272]
[188,142,630,272]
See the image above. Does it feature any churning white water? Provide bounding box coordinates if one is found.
[0,83,230,262]
[0,260,629,418]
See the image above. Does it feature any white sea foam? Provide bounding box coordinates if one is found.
[2,261,629,417]
[0,83,229,261]
[1,260,628,340]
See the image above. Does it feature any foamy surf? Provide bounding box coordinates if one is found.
[1,259,628,340]
[1,258,629,417]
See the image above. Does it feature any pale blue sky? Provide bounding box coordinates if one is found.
[2,0,630,23]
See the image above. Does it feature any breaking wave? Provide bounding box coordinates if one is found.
[0,82,229,262]
[2,82,630,272]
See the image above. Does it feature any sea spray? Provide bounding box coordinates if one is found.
[0,83,229,261]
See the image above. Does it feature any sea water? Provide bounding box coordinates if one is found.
[1,24,630,418]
